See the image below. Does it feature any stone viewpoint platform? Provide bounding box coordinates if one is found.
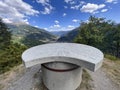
[22,43,104,90]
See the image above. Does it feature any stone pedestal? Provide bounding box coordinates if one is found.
[41,62,82,90]
[22,43,104,90]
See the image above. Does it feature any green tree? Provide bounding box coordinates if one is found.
[104,24,120,57]
[0,18,11,50]
[0,18,28,74]
[74,16,120,58]
[115,24,120,57]
[74,16,105,49]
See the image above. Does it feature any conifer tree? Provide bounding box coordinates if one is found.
[0,18,11,50]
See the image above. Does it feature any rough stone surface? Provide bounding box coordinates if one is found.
[22,43,104,71]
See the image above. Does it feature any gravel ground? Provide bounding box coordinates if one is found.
[0,64,42,90]
[7,65,41,90]
[88,68,120,90]
[0,62,120,90]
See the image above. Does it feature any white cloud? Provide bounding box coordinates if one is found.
[65,0,86,10]
[92,11,99,14]
[36,0,54,14]
[36,0,49,5]
[50,20,60,29]
[80,3,105,13]
[101,9,108,12]
[23,19,29,24]
[44,28,48,30]
[72,19,80,23]
[5,0,39,15]
[99,4,106,8]
[54,25,61,28]
[49,24,75,31]
[68,25,75,29]
[61,25,75,31]
[2,18,13,23]
[50,24,61,29]
[71,4,81,10]
[70,1,86,10]
[80,1,86,5]
[42,6,53,15]
[35,25,39,28]
[63,13,67,17]
[64,6,68,9]
[85,20,90,24]
[69,1,75,5]
[106,0,118,3]
[41,7,52,14]
[64,0,73,3]
[0,0,39,24]
[54,20,59,24]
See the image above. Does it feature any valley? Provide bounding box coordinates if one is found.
[0,16,120,90]
[7,23,57,47]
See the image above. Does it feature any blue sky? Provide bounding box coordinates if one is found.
[0,0,120,31]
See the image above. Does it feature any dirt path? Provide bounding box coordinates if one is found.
[0,64,42,90]
[0,59,120,90]
[89,68,120,90]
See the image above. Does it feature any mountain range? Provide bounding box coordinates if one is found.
[57,28,79,42]
[7,23,57,47]
[50,31,70,37]
[6,23,79,47]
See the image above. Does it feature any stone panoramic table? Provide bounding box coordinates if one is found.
[22,43,104,90]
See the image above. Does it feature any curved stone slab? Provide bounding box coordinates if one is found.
[22,43,104,71]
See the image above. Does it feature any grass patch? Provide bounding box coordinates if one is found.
[103,58,120,86]
[105,54,119,61]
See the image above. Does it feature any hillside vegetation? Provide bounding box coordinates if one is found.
[0,16,120,75]
[58,16,120,58]
[7,24,57,47]
[57,27,79,42]
[0,19,57,74]
[0,19,27,74]
[75,16,120,58]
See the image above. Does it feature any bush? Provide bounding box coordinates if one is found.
[0,43,27,74]
[105,54,118,61]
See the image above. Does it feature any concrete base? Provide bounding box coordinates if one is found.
[41,62,82,90]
